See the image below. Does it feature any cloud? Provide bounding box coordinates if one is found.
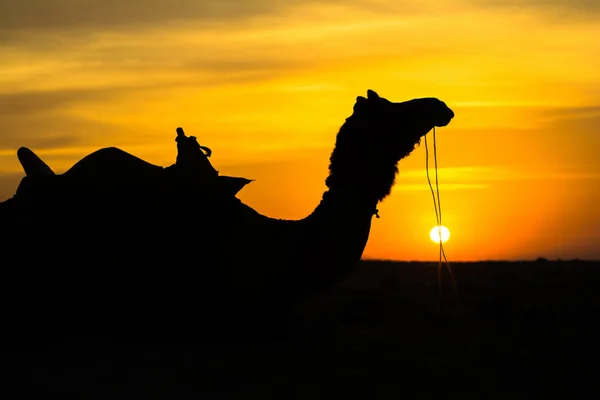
[0,0,420,40]
[534,106,600,145]
[394,183,488,192]
[0,53,312,150]
[462,0,600,20]
[4,0,594,39]
[398,165,600,185]
[0,88,128,151]
[0,113,118,152]
[539,105,600,129]
[0,0,286,33]
[543,106,600,119]
[0,88,115,117]
[2,0,597,51]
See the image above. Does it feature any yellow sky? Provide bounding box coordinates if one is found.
[1,0,599,260]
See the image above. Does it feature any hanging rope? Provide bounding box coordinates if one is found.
[425,127,459,306]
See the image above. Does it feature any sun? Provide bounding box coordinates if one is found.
[429,225,450,244]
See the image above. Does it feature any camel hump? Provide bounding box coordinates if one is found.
[17,147,55,177]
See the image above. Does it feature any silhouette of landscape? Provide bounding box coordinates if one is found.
[2,91,599,398]
[3,259,600,398]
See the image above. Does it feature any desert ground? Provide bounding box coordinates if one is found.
[4,259,600,399]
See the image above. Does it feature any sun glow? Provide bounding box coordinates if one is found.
[429,225,450,244]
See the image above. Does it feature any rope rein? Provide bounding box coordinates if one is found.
[425,127,459,306]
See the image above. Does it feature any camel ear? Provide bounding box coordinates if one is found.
[367,89,379,100]
[354,96,367,111]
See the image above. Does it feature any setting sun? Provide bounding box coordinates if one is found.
[430,226,450,244]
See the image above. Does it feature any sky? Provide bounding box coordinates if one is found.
[1,0,599,261]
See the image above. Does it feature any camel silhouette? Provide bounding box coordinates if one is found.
[0,89,454,338]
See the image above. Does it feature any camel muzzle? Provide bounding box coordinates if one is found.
[434,109,454,127]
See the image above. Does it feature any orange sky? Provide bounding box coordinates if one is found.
[1,0,599,261]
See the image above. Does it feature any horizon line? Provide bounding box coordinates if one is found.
[361,258,600,263]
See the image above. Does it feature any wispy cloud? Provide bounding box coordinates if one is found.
[3,0,596,41]
[462,0,600,21]
[537,105,600,134]
[0,88,117,116]
[0,0,425,41]
[394,183,489,192]
[0,88,129,151]
[0,0,295,34]
[396,165,600,191]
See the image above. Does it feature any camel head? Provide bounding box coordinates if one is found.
[325,90,454,202]
[351,89,454,159]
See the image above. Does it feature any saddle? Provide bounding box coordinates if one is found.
[12,128,253,201]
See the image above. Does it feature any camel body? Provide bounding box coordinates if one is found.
[0,148,370,336]
[0,90,454,338]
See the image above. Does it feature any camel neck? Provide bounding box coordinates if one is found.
[301,186,378,269]
[314,188,379,220]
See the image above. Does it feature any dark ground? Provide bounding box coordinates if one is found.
[4,259,600,399]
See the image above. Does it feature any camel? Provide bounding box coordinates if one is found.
[0,89,453,336]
